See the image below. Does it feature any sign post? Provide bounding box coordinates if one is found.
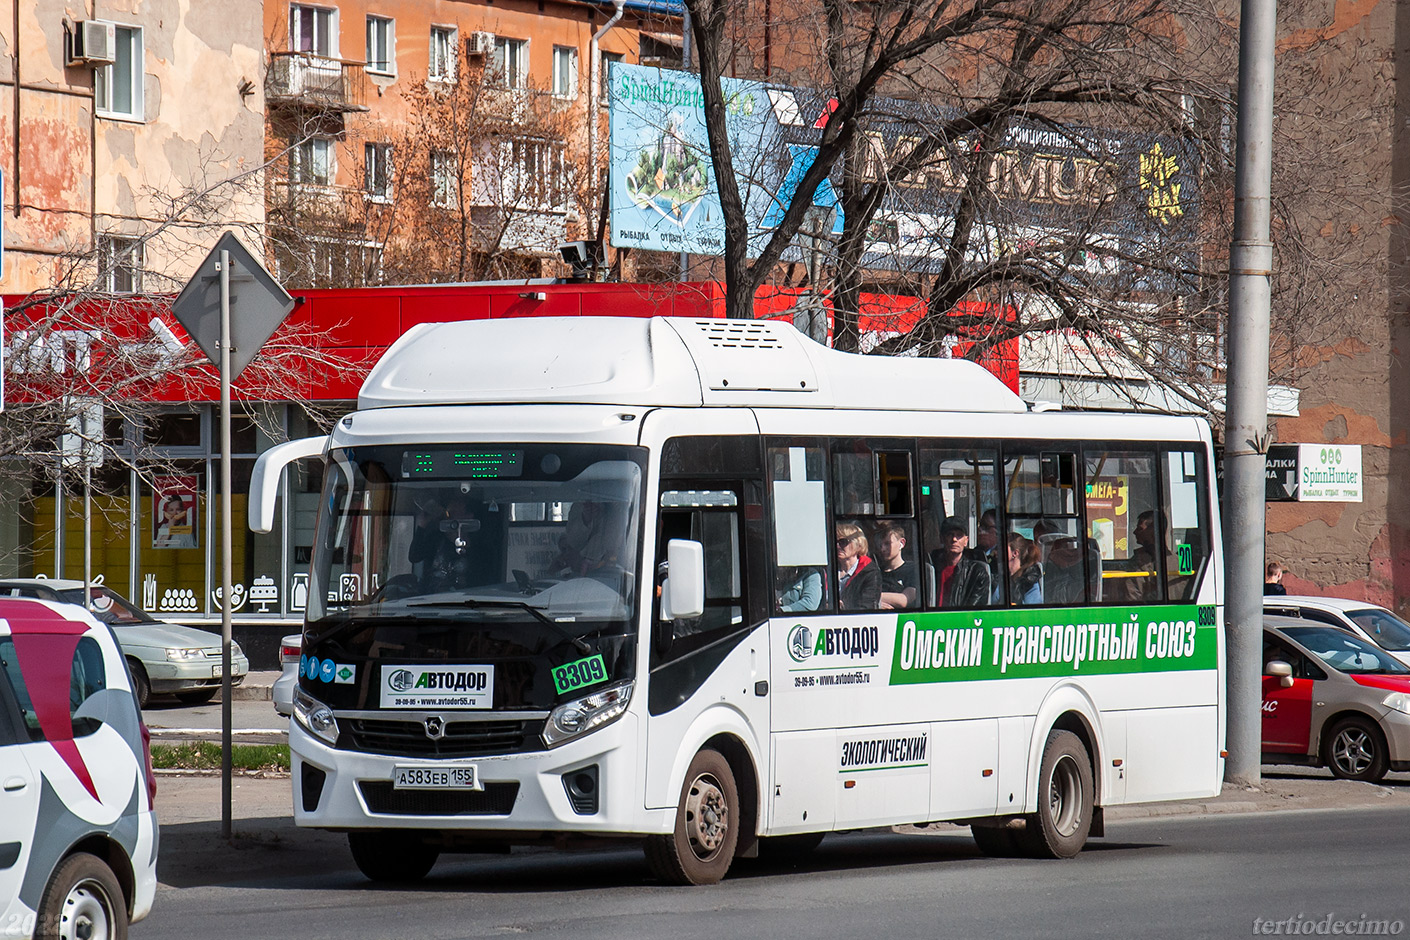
[173,233,294,839]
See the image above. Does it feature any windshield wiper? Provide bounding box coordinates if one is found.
[408,598,591,653]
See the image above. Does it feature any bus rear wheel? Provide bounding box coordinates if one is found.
[1018,729,1093,859]
[645,748,739,885]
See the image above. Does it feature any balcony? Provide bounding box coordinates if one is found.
[266,52,369,113]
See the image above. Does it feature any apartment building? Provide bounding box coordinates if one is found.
[0,0,266,294]
[263,0,682,285]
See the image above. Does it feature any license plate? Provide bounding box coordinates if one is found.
[392,765,481,791]
[211,665,222,677]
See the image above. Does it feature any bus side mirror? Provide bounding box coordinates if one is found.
[1266,660,1294,688]
[660,539,705,621]
[249,435,329,533]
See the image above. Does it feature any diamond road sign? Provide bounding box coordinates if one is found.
[171,232,295,382]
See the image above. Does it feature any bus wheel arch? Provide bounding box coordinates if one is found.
[702,732,760,860]
[1028,687,1104,812]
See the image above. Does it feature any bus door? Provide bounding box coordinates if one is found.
[641,424,771,813]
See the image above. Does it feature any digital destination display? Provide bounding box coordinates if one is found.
[401,449,524,479]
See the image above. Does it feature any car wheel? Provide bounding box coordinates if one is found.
[971,824,1023,858]
[1017,729,1094,859]
[36,852,128,940]
[347,830,439,883]
[127,660,150,710]
[174,689,217,706]
[644,748,739,885]
[1323,716,1389,782]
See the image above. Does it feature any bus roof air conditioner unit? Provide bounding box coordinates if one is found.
[70,20,117,65]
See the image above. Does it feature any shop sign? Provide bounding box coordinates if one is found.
[1297,444,1362,502]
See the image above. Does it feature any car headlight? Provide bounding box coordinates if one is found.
[1383,691,1410,715]
[293,687,339,746]
[166,648,205,661]
[543,680,633,747]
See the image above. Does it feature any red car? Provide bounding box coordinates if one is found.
[1263,616,1410,782]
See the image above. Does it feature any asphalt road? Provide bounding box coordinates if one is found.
[139,806,1409,940]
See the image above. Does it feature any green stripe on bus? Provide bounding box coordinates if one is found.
[888,604,1216,685]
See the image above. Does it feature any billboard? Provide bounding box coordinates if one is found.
[607,63,1201,287]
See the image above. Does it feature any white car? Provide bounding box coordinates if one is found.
[273,634,301,716]
[1264,595,1410,668]
[0,596,159,939]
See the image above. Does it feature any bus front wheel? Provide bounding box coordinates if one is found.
[1018,729,1093,859]
[645,748,739,885]
[348,830,439,883]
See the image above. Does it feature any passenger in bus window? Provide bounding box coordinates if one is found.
[1044,535,1102,604]
[1000,532,1043,605]
[409,494,479,592]
[873,522,917,610]
[968,509,1003,588]
[931,520,991,608]
[776,566,823,613]
[836,522,880,610]
[1114,510,1160,601]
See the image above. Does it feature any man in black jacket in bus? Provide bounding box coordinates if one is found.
[931,520,992,609]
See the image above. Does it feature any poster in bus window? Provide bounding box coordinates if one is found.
[1085,476,1129,561]
[153,475,199,549]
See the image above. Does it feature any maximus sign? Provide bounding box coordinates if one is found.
[607,63,1200,286]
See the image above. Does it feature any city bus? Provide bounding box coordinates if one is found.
[249,315,1225,885]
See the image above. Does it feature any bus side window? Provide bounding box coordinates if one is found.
[919,445,1001,610]
[1005,450,1097,604]
[654,501,743,660]
[769,444,832,613]
[1162,448,1210,601]
[1084,449,1162,604]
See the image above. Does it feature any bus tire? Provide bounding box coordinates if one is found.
[645,748,739,885]
[1323,716,1389,782]
[348,830,439,883]
[1018,730,1093,859]
[971,824,1022,858]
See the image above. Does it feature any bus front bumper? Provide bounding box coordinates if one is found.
[289,712,669,836]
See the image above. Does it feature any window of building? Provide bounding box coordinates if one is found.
[430,149,458,207]
[95,25,143,120]
[99,235,144,293]
[365,142,393,200]
[366,16,395,74]
[292,136,335,186]
[601,51,624,101]
[504,138,566,209]
[552,45,577,98]
[429,26,456,81]
[291,4,337,56]
[493,37,527,88]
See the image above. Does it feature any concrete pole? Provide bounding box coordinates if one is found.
[1223,0,1277,787]
[219,249,235,836]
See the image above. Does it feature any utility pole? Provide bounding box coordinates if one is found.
[1223,0,1277,787]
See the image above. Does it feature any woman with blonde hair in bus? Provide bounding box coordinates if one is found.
[836,521,880,610]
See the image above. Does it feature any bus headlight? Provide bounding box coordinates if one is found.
[294,687,339,746]
[1384,691,1410,715]
[543,681,633,747]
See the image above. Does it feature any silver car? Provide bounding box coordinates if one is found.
[1264,595,1410,668]
[273,633,302,716]
[0,578,249,708]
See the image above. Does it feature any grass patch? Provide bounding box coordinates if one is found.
[150,742,290,773]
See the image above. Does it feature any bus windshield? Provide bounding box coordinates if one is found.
[309,443,646,637]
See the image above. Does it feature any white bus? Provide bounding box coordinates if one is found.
[250,316,1225,885]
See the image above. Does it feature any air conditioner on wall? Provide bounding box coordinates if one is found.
[466,31,496,57]
[69,20,117,65]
